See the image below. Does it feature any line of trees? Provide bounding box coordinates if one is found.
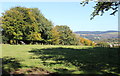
[1,6,95,46]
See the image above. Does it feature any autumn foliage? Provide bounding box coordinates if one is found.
[79,37,96,46]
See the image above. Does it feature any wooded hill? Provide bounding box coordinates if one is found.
[74,30,119,41]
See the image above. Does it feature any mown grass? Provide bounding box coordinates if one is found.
[2,44,120,75]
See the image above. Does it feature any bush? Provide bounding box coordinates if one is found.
[96,42,109,47]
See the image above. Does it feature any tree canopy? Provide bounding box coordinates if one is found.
[80,0,120,20]
[2,6,53,44]
[54,25,80,45]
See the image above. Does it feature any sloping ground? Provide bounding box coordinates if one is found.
[74,31,119,34]
[74,31,119,41]
[2,45,120,75]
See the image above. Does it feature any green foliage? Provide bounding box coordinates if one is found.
[96,42,110,47]
[31,8,53,41]
[2,6,53,44]
[80,1,120,20]
[27,32,42,40]
[50,26,60,45]
[1,35,9,44]
[55,25,80,45]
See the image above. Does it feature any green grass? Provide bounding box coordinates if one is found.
[2,44,120,75]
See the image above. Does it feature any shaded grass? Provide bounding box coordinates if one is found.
[29,47,120,75]
[2,44,120,75]
[2,56,22,74]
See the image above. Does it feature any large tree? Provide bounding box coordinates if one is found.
[80,0,120,20]
[2,6,53,44]
[55,25,80,45]
[30,8,53,41]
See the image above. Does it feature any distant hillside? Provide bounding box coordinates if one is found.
[75,30,119,34]
[74,30,119,41]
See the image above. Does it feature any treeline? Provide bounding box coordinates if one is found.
[1,6,95,46]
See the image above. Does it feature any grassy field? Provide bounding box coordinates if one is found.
[2,44,120,75]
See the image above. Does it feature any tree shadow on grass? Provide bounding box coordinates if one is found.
[29,47,120,75]
[1,56,23,76]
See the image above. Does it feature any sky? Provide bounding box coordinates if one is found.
[0,2,118,32]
